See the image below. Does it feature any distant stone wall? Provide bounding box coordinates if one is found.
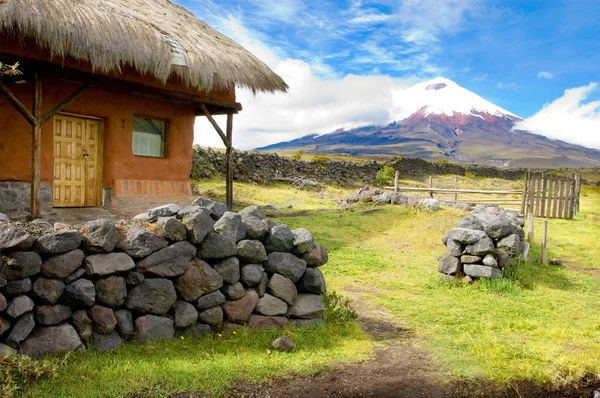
[0,198,328,358]
[0,182,52,218]
[190,147,526,187]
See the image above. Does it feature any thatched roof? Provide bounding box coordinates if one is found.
[0,0,288,93]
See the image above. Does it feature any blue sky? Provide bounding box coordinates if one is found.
[181,0,600,149]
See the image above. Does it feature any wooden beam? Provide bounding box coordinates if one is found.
[40,81,90,125]
[0,78,35,126]
[30,69,42,219]
[383,187,522,194]
[226,113,234,210]
[199,103,230,147]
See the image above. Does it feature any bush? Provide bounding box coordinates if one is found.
[291,150,304,160]
[375,165,395,186]
[0,354,67,397]
[435,159,449,164]
[464,171,477,179]
[312,154,331,170]
[323,291,358,323]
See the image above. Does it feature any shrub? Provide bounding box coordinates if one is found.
[323,291,358,323]
[291,150,304,160]
[464,171,477,179]
[435,159,449,164]
[375,165,396,186]
[312,154,331,170]
[0,354,67,397]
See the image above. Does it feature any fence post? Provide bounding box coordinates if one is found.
[521,171,528,215]
[454,175,457,202]
[541,220,548,264]
[394,170,399,193]
[527,213,534,242]
[429,176,433,198]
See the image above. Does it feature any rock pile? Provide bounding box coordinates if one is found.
[439,206,528,280]
[0,199,328,358]
[345,187,447,211]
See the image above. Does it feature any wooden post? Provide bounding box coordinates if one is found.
[540,173,547,218]
[527,213,534,243]
[521,170,529,215]
[535,175,542,217]
[575,174,581,213]
[30,69,42,219]
[541,220,548,264]
[552,175,559,219]
[429,176,433,198]
[453,175,458,202]
[225,113,234,210]
[557,176,565,219]
[394,171,399,193]
[527,173,535,216]
[565,176,573,220]
[546,176,554,218]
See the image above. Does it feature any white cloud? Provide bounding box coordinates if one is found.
[472,73,487,81]
[514,83,600,149]
[537,71,555,79]
[497,81,518,90]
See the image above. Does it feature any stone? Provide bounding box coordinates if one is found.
[126,271,145,285]
[131,212,150,222]
[248,315,288,330]
[116,227,168,258]
[35,231,82,254]
[182,208,214,244]
[256,294,288,316]
[65,268,87,285]
[95,276,127,307]
[497,234,522,256]
[292,228,315,254]
[222,282,246,300]
[156,217,187,242]
[125,278,177,315]
[483,254,499,268]
[272,336,295,352]
[72,310,93,339]
[222,290,259,323]
[264,224,294,253]
[358,192,374,202]
[0,343,16,356]
[296,268,326,294]
[32,278,65,304]
[463,275,474,283]
[442,235,448,246]
[465,237,495,256]
[256,272,268,297]
[438,254,461,275]
[198,306,223,327]
[483,215,513,240]
[242,216,269,240]
[114,309,134,336]
[213,212,246,243]
[6,295,34,318]
[6,312,35,347]
[0,274,5,289]
[493,249,511,269]
[262,204,281,211]
[264,252,307,283]
[0,317,10,337]
[20,324,84,358]
[35,305,72,325]
[213,257,240,284]
[375,193,392,205]
[4,278,32,296]
[191,196,215,207]
[136,241,197,277]
[91,330,121,351]
[0,293,6,312]
[206,202,229,220]
[446,239,463,257]
[82,219,117,252]
[287,294,326,319]
[1,251,42,280]
[238,205,264,220]
[236,240,267,263]
[147,203,181,222]
[88,305,117,334]
[267,273,297,305]
[197,232,237,259]
[0,225,35,252]
[464,264,502,278]
[135,315,175,341]
[173,301,198,329]
[42,249,85,278]
[447,228,487,245]
[460,255,482,264]
[240,264,264,287]
[290,318,324,328]
[422,198,441,211]
[63,279,95,308]
[0,213,9,223]
[549,258,563,266]
[184,323,212,338]
[175,258,224,301]
[85,252,136,276]
[458,215,484,231]
[177,205,202,219]
[439,274,456,282]
[301,244,328,267]
[196,290,227,310]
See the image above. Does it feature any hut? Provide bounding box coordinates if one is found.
[0,0,287,219]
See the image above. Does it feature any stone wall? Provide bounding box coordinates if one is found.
[190,147,526,187]
[0,182,52,218]
[438,206,528,281]
[0,198,328,358]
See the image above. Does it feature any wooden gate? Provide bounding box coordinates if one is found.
[522,172,580,220]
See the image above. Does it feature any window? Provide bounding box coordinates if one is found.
[132,116,167,158]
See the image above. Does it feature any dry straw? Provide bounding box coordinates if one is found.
[0,0,288,93]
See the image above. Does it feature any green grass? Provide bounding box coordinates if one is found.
[23,322,371,398]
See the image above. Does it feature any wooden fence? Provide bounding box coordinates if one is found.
[522,172,581,220]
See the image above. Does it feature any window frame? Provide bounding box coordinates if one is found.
[131,114,169,159]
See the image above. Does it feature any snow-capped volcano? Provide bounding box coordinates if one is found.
[391,77,521,121]
[256,77,600,168]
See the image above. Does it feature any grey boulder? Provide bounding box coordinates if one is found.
[464,264,503,278]
[20,323,84,358]
[34,305,72,326]
[114,309,134,336]
[147,204,181,222]
[264,252,307,283]
[156,217,187,242]
[135,315,175,341]
[236,240,267,263]
[255,294,288,316]
[0,225,35,252]
[95,276,127,307]
[32,277,65,304]
[35,231,82,254]
[464,237,495,256]
[197,232,237,259]
[182,208,214,244]
[198,306,223,327]
[301,244,328,267]
[196,290,227,310]
[214,212,247,242]
[242,216,269,240]
[136,241,197,277]
[264,224,294,253]
[173,301,198,329]
[126,278,177,315]
[286,294,326,319]
[447,228,487,245]
[63,279,96,308]
[1,251,42,280]
[175,258,224,302]
[438,254,461,275]
[6,295,35,318]
[85,252,136,276]
[213,257,240,284]
[88,305,117,334]
[240,264,264,287]
[6,312,35,347]
[82,219,117,252]
[222,290,259,323]
[116,227,168,258]
[42,249,85,278]
[4,278,32,296]
[296,268,326,294]
[267,273,297,305]
[91,330,121,351]
[292,228,315,253]
[222,282,246,300]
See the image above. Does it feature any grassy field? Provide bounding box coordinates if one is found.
[19,178,600,396]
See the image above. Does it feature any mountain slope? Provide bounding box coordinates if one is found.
[256,78,600,168]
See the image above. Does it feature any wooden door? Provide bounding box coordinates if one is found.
[53,115,103,207]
